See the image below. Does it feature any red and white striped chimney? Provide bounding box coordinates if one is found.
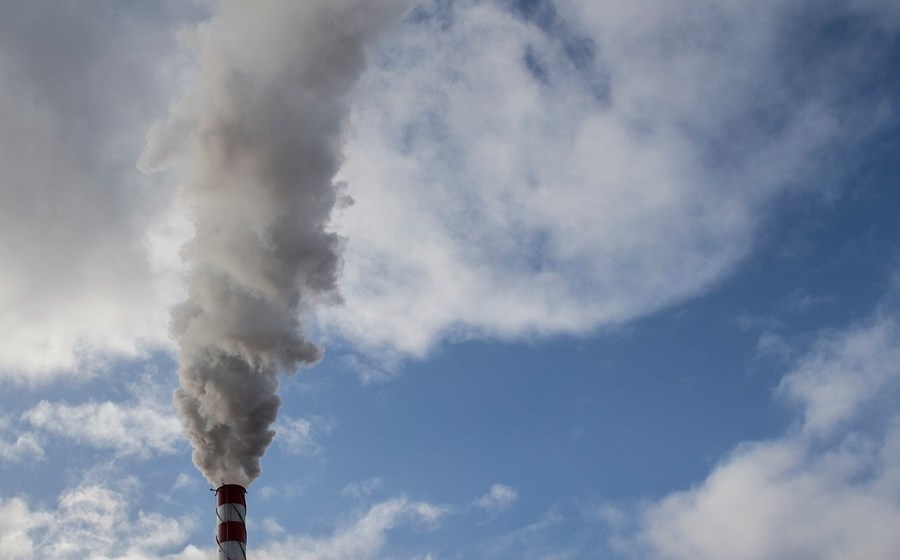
[216,484,247,560]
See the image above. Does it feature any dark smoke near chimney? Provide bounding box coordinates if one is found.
[139,0,410,486]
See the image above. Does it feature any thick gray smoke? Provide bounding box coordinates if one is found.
[139,0,407,486]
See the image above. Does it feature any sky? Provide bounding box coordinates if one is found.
[1,0,900,558]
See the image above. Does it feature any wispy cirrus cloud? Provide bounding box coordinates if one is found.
[475,484,520,514]
[244,497,448,560]
[341,477,384,499]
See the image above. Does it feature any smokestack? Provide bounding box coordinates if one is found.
[216,484,247,560]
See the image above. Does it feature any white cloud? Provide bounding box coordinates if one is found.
[637,424,900,560]
[172,473,198,491]
[1,477,449,560]
[778,313,900,436]
[786,291,835,314]
[482,507,573,559]
[475,484,520,514]
[629,301,900,559]
[164,545,210,560]
[341,477,384,499]
[274,415,332,456]
[261,517,286,536]
[0,497,51,559]
[0,416,43,464]
[734,313,783,333]
[0,3,193,382]
[320,0,893,362]
[22,391,183,459]
[410,501,451,524]
[254,497,446,560]
[756,332,792,362]
[0,478,199,560]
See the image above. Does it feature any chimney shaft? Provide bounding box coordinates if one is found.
[216,484,247,560]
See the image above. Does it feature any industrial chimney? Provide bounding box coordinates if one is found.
[216,484,247,560]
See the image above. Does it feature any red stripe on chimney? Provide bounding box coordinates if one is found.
[217,521,247,543]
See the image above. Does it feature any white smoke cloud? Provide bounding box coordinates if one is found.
[141,0,412,486]
[321,0,895,365]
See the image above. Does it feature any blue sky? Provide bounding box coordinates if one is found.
[2,0,900,558]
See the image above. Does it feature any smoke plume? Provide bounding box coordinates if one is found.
[139,0,407,486]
